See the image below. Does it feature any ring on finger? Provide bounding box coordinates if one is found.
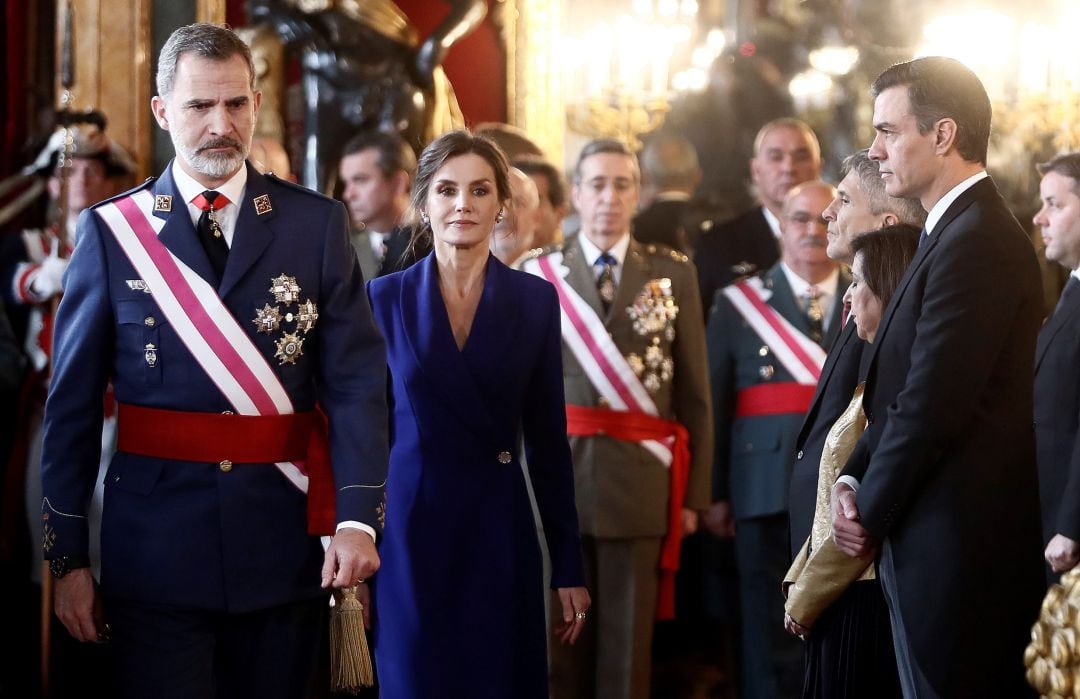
[575,611,587,620]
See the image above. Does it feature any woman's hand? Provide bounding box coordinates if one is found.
[554,586,592,645]
[784,612,810,640]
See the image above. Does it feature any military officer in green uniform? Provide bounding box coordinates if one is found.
[526,139,712,699]
[705,181,846,699]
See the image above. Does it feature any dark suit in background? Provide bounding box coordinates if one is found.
[1035,276,1080,582]
[693,207,779,318]
[844,177,1044,696]
[632,196,721,255]
[708,264,846,699]
[349,226,427,280]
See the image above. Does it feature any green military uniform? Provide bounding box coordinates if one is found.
[707,262,849,699]
[539,234,713,699]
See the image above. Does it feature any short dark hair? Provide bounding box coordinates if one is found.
[513,156,567,207]
[1037,153,1080,194]
[850,223,922,309]
[157,24,255,98]
[841,149,926,227]
[871,56,991,165]
[408,129,511,252]
[341,130,417,183]
[573,138,639,185]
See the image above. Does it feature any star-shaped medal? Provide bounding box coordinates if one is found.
[270,274,302,305]
[274,332,304,365]
[296,299,319,334]
[253,304,283,334]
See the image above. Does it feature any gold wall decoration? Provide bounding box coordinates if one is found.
[196,0,226,24]
[512,0,564,162]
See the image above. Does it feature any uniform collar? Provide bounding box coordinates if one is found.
[578,230,631,267]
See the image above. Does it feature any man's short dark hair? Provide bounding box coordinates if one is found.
[871,56,991,165]
[513,156,567,208]
[341,130,417,183]
[1037,153,1080,194]
[573,139,639,185]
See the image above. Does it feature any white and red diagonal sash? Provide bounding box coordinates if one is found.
[722,277,826,385]
[523,251,674,466]
[95,189,309,492]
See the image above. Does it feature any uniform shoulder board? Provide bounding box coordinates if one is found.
[642,241,690,264]
[91,176,158,210]
[529,242,564,259]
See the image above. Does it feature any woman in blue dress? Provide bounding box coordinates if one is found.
[366,130,590,697]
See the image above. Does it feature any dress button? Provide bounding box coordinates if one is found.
[497,451,512,464]
[144,316,156,327]
[796,450,804,460]
[219,460,233,473]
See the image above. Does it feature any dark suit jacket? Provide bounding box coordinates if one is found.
[633,197,718,254]
[544,236,713,538]
[708,263,847,521]
[40,162,389,612]
[693,207,779,318]
[1035,279,1080,547]
[788,319,864,557]
[843,176,1043,696]
[350,225,427,281]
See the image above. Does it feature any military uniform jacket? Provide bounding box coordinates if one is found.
[707,263,847,521]
[40,161,389,613]
[546,236,713,539]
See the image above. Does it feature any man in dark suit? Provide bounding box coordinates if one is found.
[535,139,713,699]
[1033,153,1080,581]
[633,133,716,256]
[40,24,388,697]
[694,118,821,317]
[788,149,925,558]
[831,57,1044,697]
[707,181,845,699]
[338,129,425,278]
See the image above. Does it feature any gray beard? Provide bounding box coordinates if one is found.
[174,138,248,180]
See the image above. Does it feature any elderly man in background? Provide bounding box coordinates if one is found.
[490,166,541,267]
[694,118,822,316]
[707,180,844,699]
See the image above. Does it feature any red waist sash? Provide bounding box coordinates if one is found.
[566,404,690,621]
[116,403,335,535]
[734,382,816,418]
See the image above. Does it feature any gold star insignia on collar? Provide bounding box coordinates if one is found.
[253,194,272,215]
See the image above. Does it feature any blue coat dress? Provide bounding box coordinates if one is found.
[367,252,585,698]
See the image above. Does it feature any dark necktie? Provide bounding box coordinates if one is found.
[194,190,230,278]
[917,227,930,250]
[1054,276,1079,317]
[804,285,824,344]
[596,252,618,314]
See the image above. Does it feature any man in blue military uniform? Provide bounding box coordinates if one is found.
[706,181,845,699]
[40,23,388,698]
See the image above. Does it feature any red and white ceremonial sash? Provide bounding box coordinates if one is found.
[95,189,310,493]
[523,251,674,466]
[722,277,826,385]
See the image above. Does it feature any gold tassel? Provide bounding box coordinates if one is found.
[330,585,374,693]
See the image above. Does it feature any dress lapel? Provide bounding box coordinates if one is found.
[220,164,275,299]
[151,163,217,286]
[398,253,497,435]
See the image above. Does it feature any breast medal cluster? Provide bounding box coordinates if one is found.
[253,274,319,365]
[625,278,678,393]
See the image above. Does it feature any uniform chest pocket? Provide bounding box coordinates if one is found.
[116,299,169,384]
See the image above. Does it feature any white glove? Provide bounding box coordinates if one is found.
[28,253,69,300]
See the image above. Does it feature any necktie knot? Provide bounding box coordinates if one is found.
[596,252,618,268]
[193,190,229,212]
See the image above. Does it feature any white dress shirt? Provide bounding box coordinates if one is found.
[578,231,632,285]
[171,163,247,248]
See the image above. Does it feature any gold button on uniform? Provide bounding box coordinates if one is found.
[219,459,233,472]
[497,451,512,464]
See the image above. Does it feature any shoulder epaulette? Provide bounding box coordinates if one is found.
[529,242,564,259]
[641,242,690,264]
[91,177,157,210]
